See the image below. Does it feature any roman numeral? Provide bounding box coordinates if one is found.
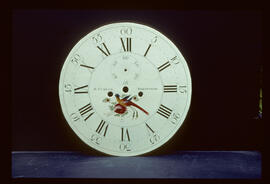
[79,103,94,121]
[146,123,160,144]
[144,44,151,57]
[158,61,171,72]
[96,120,109,137]
[120,37,131,52]
[121,127,130,142]
[157,104,172,119]
[80,64,94,69]
[145,123,154,134]
[74,85,88,94]
[97,43,111,56]
[164,85,177,93]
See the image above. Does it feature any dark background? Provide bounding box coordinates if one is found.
[12,10,263,154]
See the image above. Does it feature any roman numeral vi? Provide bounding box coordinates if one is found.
[121,127,130,142]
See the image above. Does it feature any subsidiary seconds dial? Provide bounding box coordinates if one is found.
[59,22,192,156]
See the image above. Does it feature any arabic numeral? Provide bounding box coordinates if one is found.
[170,112,181,124]
[120,27,132,35]
[70,113,80,122]
[150,134,160,144]
[179,85,187,93]
[119,142,132,151]
[151,36,158,44]
[90,134,102,145]
[70,54,80,64]
[64,84,72,92]
[171,56,180,64]
[92,33,103,44]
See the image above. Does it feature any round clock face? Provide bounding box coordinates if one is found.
[59,22,192,156]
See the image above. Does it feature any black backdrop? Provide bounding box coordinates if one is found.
[12,10,262,154]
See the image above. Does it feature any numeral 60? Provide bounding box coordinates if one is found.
[120,27,132,35]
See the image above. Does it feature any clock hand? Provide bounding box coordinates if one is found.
[115,94,149,115]
[122,95,130,100]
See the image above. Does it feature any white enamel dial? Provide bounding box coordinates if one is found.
[59,22,192,156]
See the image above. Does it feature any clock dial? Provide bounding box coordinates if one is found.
[59,22,192,156]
